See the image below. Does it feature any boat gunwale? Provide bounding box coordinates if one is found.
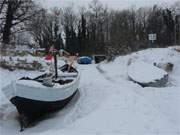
[16,72,80,90]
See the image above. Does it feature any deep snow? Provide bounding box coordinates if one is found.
[0,47,180,135]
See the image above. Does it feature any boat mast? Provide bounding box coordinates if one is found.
[52,50,58,79]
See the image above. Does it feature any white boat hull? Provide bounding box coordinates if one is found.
[2,73,80,102]
[1,64,80,126]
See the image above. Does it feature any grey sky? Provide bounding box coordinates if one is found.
[38,0,178,10]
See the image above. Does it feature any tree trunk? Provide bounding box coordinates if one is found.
[2,2,14,44]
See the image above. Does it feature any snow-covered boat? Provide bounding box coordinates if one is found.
[128,61,168,87]
[2,64,80,130]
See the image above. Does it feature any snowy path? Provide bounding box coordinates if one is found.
[91,64,180,134]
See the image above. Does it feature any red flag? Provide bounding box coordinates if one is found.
[45,54,53,60]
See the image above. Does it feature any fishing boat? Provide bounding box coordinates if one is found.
[1,51,80,131]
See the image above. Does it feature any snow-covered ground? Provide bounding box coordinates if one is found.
[0,47,180,135]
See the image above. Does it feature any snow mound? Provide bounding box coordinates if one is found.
[128,61,168,86]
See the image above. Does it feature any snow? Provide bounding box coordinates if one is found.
[128,61,168,83]
[15,72,79,90]
[16,80,47,88]
[0,46,180,135]
[1,55,66,71]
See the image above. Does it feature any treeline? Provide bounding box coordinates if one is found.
[0,0,180,56]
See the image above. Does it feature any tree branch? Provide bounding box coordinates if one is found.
[0,0,6,14]
[12,11,39,26]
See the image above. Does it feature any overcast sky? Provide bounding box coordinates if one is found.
[38,0,178,10]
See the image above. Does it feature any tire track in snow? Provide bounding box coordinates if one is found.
[96,64,115,83]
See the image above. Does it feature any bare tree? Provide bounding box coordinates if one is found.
[0,0,7,40]
[62,5,78,53]
[86,0,108,54]
[29,7,64,52]
[136,7,149,48]
[0,0,6,15]
[1,0,37,46]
